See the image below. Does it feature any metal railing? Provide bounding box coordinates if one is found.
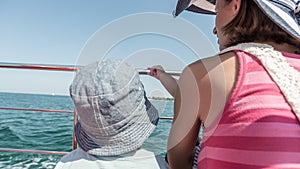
[0,62,179,155]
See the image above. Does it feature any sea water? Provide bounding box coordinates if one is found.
[0,92,173,169]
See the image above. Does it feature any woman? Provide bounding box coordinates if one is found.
[167,0,300,168]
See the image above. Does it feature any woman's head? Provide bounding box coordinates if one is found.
[213,0,240,50]
[220,0,300,49]
[174,0,300,50]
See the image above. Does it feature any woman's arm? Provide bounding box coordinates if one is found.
[148,65,178,97]
[167,65,204,169]
[166,53,238,168]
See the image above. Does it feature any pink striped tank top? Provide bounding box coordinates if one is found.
[198,50,300,169]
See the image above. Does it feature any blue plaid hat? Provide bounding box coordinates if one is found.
[173,0,300,42]
[70,59,159,156]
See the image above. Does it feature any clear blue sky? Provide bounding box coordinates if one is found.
[0,0,218,97]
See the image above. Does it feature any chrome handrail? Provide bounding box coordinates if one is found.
[0,62,176,155]
[0,107,173,120]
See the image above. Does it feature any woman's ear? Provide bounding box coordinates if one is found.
[232,0,242,15]
[230,0,241,15]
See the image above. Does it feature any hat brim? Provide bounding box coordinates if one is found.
[75,94,159,156]
[174,0,300,42]
[253,0,300,41]
[174,0,216,16]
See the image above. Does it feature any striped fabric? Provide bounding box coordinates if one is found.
[193,143,201,169]
[198,50,300,168]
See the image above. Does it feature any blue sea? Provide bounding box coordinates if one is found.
[0,92,173,169]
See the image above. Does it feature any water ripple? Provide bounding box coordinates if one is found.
[0,93,172,168]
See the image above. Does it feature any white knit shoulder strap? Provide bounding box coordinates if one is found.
[220,42,300,122]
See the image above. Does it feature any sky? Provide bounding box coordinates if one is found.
[0,0,218,98]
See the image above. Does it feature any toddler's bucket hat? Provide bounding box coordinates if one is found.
[70,59,159,156]
[173,0,300,41]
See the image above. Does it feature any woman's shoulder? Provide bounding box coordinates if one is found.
[180,52,238,124]
[186,52,237,78]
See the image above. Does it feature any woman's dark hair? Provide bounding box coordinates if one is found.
[222,0,300,48]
